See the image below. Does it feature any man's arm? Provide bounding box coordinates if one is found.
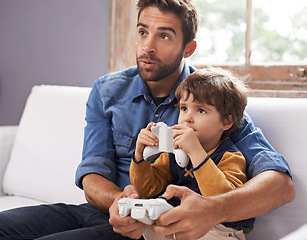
[82,173,122,212]
[83,174,147,239]
[153,171,295,240]
[220,171,294,221]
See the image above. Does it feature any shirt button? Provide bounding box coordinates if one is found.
[155,114,159,118]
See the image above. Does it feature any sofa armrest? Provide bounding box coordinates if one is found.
[0,126,18,196]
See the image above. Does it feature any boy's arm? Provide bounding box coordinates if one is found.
[193,151,247,196]
[130,153,173,198]
[131,122,172,198]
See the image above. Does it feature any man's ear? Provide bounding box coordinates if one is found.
[183,40,197,58]
[222,115,234,131]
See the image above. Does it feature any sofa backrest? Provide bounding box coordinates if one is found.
[3,85,91,204]
[245,97,307,240]
[3,85,306,238]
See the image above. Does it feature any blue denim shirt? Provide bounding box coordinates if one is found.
[75,63,291,190]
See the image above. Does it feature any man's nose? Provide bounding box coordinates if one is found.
[142,36,156,54]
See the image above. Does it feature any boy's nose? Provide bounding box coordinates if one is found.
[184,113,193,123]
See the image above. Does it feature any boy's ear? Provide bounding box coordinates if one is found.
[222,115,234,131]
[183,40,197,58]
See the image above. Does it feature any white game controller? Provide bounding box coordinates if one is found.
[143,122,189,168]
[118,197,174,225]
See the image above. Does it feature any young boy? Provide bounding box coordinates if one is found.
[130,67,253,239]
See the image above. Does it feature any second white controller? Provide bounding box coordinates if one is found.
[143,122,189,168]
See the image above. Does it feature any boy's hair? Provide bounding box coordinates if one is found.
[136,0,198,48]
[175,67,249,139]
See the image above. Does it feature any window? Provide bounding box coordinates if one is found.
[109,0,307,97]
[189,0,247,65]
[190,0,307,65]
[108,0,137,73]
[190,0,307,97]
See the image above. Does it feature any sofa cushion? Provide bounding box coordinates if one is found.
[245,97,307,240]
[0,196,44,212]
[3,85,91,204]
[0,126,18,196]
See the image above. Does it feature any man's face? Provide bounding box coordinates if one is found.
[136,6,185,82]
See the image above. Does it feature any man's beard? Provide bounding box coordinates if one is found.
[137,50,184,82]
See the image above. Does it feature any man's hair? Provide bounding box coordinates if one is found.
[175,67,249,139]
[136,0,198,47]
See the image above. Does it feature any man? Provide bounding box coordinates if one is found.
[0,0,294,240]
[107,2,294,239]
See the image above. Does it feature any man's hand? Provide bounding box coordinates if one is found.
[109,185,147,239]
[152,185,220,240]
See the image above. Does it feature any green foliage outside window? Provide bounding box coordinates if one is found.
[190,0,307,65]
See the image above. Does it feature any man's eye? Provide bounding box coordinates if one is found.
[138,29,146,36]
[161,34,170,40]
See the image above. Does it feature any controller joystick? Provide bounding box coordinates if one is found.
[143,122,189,168]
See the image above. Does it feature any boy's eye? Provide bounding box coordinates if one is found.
[180,106,187,112]
[198,109,206,114]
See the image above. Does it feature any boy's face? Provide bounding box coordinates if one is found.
[136,6,186,82]
[178,92,233,150]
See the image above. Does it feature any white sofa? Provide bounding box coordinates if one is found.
[0,85,306,240]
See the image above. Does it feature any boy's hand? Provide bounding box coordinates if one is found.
[134,122,158,162]
[172,124,207,167]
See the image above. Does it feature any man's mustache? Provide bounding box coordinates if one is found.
[137,54,161,63]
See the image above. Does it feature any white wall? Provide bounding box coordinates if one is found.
[0,0,111,125]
